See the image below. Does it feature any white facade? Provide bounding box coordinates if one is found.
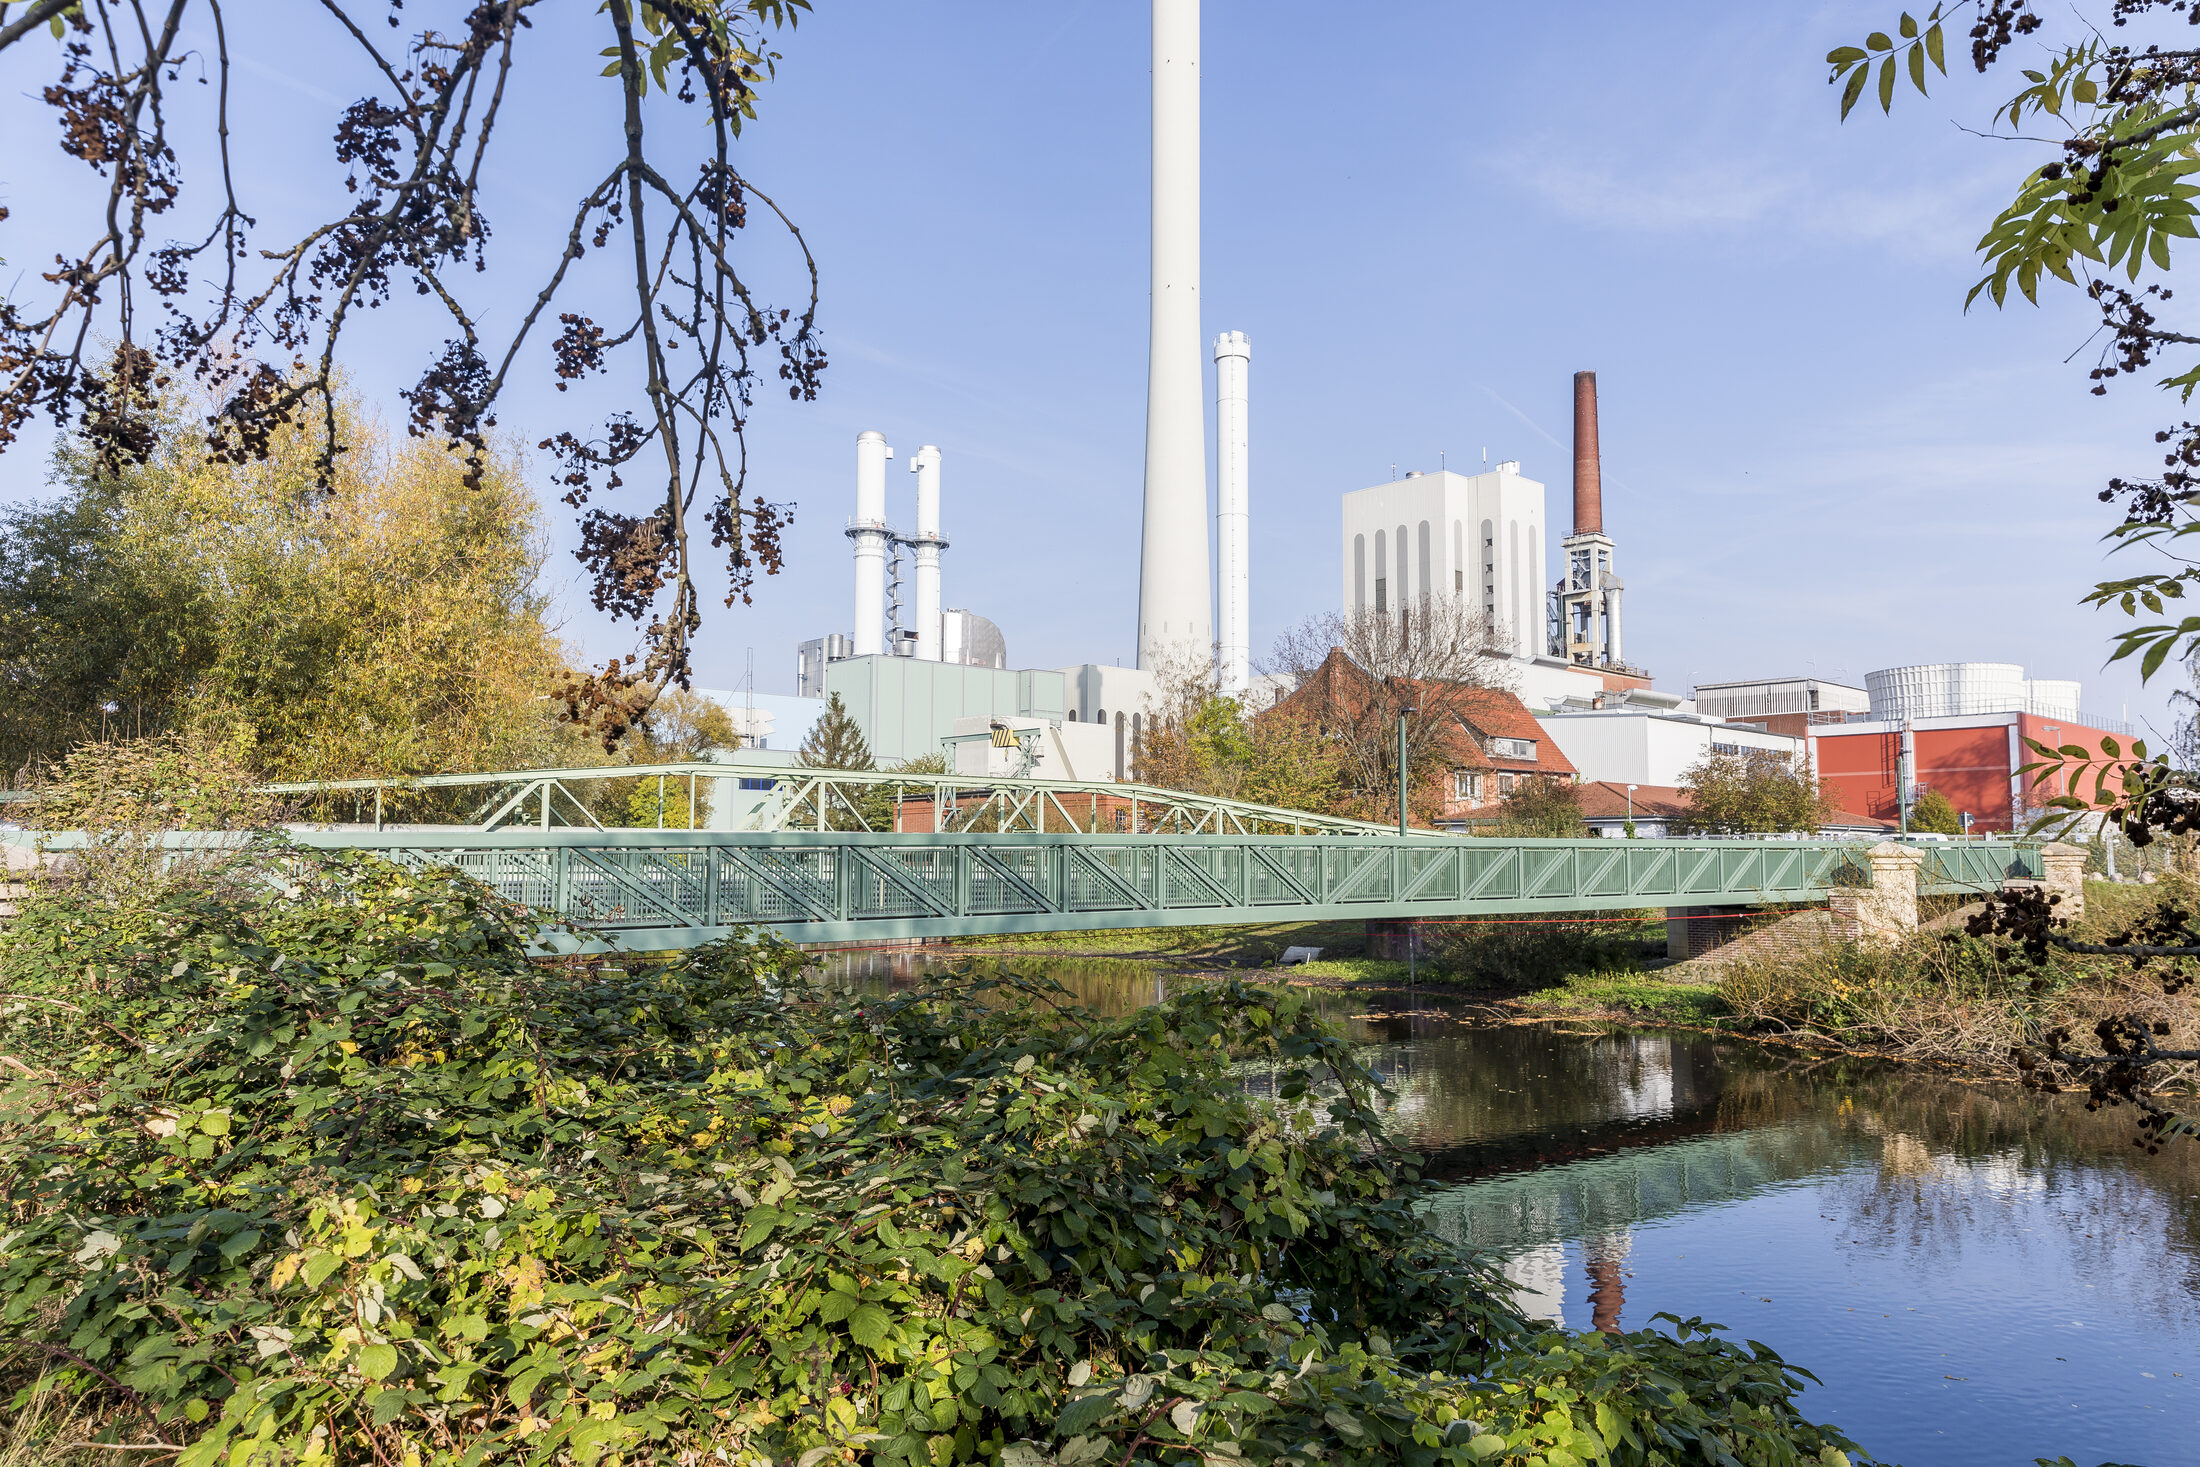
[1214,331,1251,694]
[949,716,1119,782]
[1341,464,1546,659]
[1535,709,1802,788]
[1692,677,1870,719]
[1137,0,1212,670]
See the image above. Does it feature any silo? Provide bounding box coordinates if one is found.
[2024,679,2082,720]
[1865,662,2026,721]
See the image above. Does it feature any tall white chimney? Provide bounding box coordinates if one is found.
[909,444,946,661]
[1213,331,1249,695]
[849,430,891,657]
[1137,0,1212,671]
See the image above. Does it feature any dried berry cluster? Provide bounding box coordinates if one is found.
[0,0,824,747]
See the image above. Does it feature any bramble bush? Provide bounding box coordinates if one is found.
[0,848,1873,1466]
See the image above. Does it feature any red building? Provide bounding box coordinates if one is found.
[1809,711,2121,832]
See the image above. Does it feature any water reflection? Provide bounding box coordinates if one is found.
[824,952,2200,1466]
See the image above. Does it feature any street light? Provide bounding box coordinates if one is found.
[1626,783,1639,834]
[1397,705,1418,839]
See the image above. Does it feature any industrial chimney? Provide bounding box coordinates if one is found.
[849,430,892,657]
[1136,0,1213,671]
[1571,370,1602,536]
[908,445,947,661]
[1214,331,1250,695]
[1555,372,1626,673]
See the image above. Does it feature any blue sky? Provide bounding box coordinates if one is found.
[0,3,2180,734]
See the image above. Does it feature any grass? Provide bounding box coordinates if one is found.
[1512,972,1731,1027]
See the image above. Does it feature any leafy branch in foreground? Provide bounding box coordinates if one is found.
[1830,2,2200,684]
[0,848,1877,1465]
[0,1,824,747]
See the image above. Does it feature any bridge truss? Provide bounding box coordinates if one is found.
[268,829,2042,951]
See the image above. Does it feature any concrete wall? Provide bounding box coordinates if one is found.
[948,716,1117,781]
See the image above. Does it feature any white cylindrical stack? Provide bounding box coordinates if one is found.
[1137,0,1212,671]
[910,445,945,661]
[1213,331,1250,695]
[849,430,892,657]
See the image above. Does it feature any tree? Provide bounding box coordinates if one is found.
[1266,594,1516,823]
[1910,787,1965,834]
[0,391,581,784]
[798,691,872,770]
[620,688,741,828]
[1678,749,1843,836]
[0,1,824,746]
[1831,5,2200,1141]
[1493,776,1588,838]
[1131,652,1350,816]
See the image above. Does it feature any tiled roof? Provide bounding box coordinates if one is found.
[1575,781,1692,821]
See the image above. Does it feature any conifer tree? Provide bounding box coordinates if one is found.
[799,693,875,771]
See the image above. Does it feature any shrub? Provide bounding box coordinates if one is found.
[0,850,1874,1466]
[1425,913,1650,990]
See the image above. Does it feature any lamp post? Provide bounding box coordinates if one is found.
[1626,783,1638,835]
[1397,705,1417,838]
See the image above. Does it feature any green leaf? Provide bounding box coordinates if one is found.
[358,1343,399,1382]
[218,1229,261,1262]
[1878,55,1897,113]
[2073,76,2098,105]
[817,1291,858,1324]
[846,1302,891,1350]
[1826,46,1867,65]
[1055,1394,1115,1438]
[1908,43,1927,95]
[1899,13,1918,38]
[1925,23,1945,73]
[1867,31,1893,51]
[1841,64,1870,120]
[302,1250,342,1288]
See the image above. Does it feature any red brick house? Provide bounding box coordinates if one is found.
[1267,649,1577,827]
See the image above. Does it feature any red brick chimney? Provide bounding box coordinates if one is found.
[1572,370,1602,535]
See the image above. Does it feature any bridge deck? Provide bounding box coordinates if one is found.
[269,830,2041,951]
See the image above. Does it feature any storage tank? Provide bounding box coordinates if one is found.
[1865,662,2027,721]
[2024,678,2082,720]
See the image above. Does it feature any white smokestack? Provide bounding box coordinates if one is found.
[849,430,891,657]
[1214,331,1249,695]
[1137,0,1212,671]
[909,445,945,661]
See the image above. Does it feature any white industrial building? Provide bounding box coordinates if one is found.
[1341,462,1547,659]
[1535,707,1803,788]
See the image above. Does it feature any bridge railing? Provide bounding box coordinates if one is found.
[231,762,1446,840]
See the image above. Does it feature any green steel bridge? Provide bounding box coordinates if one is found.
[5,762,2044,951]
[264,827,2037,951]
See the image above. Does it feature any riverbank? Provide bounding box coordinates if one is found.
[951,877,2200,1082]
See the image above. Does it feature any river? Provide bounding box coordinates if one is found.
[821,951,2200,1467]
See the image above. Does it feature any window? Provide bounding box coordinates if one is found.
[1096,707,1106,724]
[1490,736,1537,761]
[1066,710,1078,722]
[1453,772,1483,802]
[738,777,776,791]
[1499,773,1516,795]
[1374,578,1387,613]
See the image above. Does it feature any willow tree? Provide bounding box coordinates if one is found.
[0,0,823,746]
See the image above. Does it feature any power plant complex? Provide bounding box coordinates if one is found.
[719,0,2119,837]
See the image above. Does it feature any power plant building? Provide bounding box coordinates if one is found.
[1340,462,1547,659]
